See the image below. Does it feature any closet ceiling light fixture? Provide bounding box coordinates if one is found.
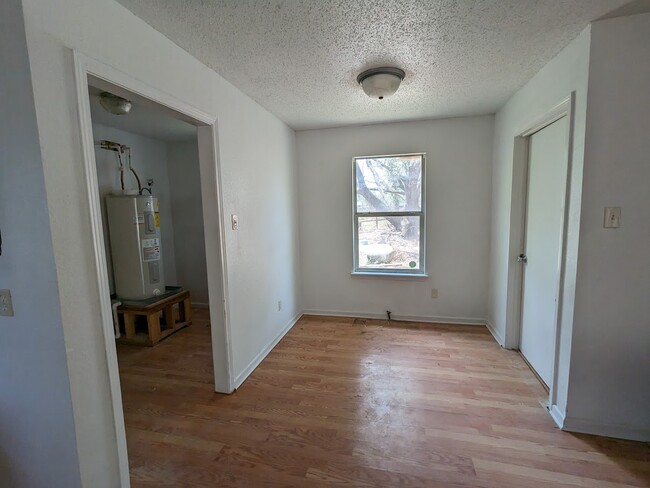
[99,92,132,115]
[357,67,406,100]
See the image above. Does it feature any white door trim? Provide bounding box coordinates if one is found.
[72,50,234,487]
[504,94,574,412]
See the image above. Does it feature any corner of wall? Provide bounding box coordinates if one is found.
[485,319,505,346]
[233,310,303,388]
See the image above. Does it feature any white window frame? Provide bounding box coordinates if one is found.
[352,153,426,277]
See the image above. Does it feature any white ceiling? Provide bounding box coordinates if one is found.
[115,0,631,130]
[88,86,197,142]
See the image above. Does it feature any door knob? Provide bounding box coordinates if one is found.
[517,253,528,264]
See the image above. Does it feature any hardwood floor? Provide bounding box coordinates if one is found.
[118,311,650,487]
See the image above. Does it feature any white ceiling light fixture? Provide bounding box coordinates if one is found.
[99,92,132,115]
[357,67,406,100]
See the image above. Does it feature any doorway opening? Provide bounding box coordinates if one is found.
[74,53,232,486]
[504,95,574,417]
[518,115,569,391]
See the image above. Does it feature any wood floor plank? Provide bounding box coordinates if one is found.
[473,458,647,488]
[118,311,650,487]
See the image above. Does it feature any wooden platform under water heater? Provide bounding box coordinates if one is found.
[116,288,192,346]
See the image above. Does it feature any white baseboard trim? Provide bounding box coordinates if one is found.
[302,309,486,326]
[485,319,505,346]
[562,416,650,442]
[191,302,210,309]
[233,312,303,389]
[548,404,566,429]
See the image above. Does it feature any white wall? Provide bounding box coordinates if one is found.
[92,123,178,292]
[20,0,301,484]
[167,140,209,305]
[487,28,592,416]
[0,0,81,486]
[566,13,650,441]
[296,116,493,323]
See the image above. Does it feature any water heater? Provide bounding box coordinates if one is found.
[106,195,165,300]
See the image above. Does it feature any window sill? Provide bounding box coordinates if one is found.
[351,271,429,280]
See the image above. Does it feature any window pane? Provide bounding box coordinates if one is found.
[357,216,421,270]
[355,155,422,212]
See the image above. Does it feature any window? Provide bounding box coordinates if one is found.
[353,153,426,275]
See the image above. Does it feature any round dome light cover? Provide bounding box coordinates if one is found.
[99,92,132,115]
[357,67,405,100]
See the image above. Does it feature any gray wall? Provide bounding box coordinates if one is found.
[567,13,650,440]
[167,141,209,305]
[296,116,493,322]
[0,0,81,486]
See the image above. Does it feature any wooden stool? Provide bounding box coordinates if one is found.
[117,289,192,346]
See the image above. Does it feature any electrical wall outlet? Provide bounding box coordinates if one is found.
[0,289,15,317]
[431,288,438,299]
[231,214,239,230]
[277,300,282,311]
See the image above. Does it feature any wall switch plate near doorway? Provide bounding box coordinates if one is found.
[0,289,15,316]
[604,207,621,228]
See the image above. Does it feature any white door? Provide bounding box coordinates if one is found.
[520,116,569,387]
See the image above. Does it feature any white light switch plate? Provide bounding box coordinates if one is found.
[0,289,14,317]
[604,207,621,228]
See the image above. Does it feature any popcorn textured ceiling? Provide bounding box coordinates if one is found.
[115,0,628,130]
